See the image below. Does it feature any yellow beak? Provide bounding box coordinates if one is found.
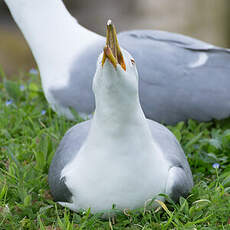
[102,20,126,71]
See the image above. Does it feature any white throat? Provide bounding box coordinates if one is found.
[87,63,155,158]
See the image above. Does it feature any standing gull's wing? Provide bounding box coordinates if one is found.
[51,30,230,124]
[118,30,230,124]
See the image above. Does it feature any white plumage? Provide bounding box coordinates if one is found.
[48,44,193,214]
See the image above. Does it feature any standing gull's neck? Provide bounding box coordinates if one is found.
[4,0,102,76]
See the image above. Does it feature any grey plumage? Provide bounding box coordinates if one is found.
[48,119,193,203]
[51,30,230,124]
[147,119,193,201]
[48,121,90,202]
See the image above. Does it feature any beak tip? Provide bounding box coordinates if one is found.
[107,19,112,26]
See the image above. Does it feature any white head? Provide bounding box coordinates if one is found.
[93,48,138,104]
[92,20,140,116]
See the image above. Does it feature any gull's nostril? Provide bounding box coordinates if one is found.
[131,59,135,65]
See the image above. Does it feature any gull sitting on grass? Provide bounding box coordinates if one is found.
[48,21,193,215]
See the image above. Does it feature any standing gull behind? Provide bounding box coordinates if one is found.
[4,0,230,124]
[48,21,193,214]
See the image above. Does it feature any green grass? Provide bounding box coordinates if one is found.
[0,71,230,230]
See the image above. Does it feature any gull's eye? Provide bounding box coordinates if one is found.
[131,58,135,65]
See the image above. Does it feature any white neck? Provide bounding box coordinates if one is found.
[87,86,154,151]
[5,0,103,75]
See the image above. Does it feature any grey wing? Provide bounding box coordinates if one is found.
[166,167,193,202]
[48,120,91,202]
[147,119,193,200]
[118,30,230,124]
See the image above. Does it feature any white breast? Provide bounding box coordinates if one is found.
[61,135,170,213]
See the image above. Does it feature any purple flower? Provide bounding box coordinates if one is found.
[29,68,38,75]
[20,85,25,91]
[212,163,220,169]
[5,99,13,106]
[41,110,46,115]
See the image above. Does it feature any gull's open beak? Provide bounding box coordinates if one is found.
[102,20,126,71]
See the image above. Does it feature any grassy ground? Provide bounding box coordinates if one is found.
[0,70,230,230]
